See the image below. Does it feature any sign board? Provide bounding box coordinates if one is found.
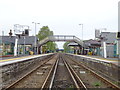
[14,30,23,35]
[14,24,23,35]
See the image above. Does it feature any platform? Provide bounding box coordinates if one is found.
[0,53,54,66]
[68,54,119,66]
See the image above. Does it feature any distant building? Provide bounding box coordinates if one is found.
[67,40,101,55]
[84,39,101,55]
[97,32,118,58]
[67,42,80,54]
[0,36,38,56]
[118,39,120,59]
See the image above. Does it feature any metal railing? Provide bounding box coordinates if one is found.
[38,35,84,46]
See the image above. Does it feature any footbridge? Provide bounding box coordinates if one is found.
[38,35,84,47]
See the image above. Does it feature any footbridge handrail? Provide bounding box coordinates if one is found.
[38,35,84,47]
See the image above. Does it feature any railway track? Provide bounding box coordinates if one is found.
[64,54,120,89]
[4,54,58,89]
[4,53,120,89]
[41,54,87,89]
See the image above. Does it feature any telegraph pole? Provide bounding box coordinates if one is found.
[118,2,120,60]
[32,22,40,55]
[79,24,83,54]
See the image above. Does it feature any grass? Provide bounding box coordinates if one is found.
[66,85,75,90]
[93,82,101,87]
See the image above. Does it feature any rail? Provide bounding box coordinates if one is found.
[4,54,56,89]
[41,54,87,89]
[65,54,120,89]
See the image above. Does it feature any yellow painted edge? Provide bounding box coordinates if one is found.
[82,55,119,62]
[0,54,51,63]
[68,54,119,62]
[0,55,35,62]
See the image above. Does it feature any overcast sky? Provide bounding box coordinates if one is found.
[0,0,119,48]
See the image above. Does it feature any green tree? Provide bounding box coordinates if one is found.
[63,42,70,53]
[37,26,53,40]
[46,42,57,52]
[37,26,57,52]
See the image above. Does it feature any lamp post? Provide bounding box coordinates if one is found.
[99,28,107,58]
[79,24,83,54]
[21,25,29,56]
[32,22,40,54]
[79,24,83,40]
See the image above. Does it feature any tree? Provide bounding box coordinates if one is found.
[37,26,53,40]
[37,26,57,52]
[63,42,70,53]
[46,41,57,52]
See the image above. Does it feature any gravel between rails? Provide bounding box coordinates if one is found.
[52,54,76,89]
[7,54,58,89]
[64,55,115,89]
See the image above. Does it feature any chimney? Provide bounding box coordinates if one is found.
[9,29,12,36]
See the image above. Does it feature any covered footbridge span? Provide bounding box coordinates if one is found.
[38,35,84,47]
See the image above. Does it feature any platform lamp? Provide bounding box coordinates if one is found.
[32,22,40,54]
[79,24,83,55]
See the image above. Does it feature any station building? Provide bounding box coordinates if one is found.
[84,39,101,55]
[96,32,119,58]
[0,35,38,56]
[67,31,118,58]
[67,40,101,55]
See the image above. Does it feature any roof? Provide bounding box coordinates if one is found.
[84,39,101,47]
[1,36,15,44]
[67,40,101,47]
[0,36,38,46]
[68,42,79,46]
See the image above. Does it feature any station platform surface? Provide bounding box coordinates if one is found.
[68,54,119,66]
[1,55,30,60]
[0,53,54,66]
[81,55,119,66]
[87,55,119,65]
[87,55,119,60]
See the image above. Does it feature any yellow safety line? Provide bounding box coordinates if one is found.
[0,55,35,62]
[73,54,118,62]
[82,55,118,62]
[94,57,118,62]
